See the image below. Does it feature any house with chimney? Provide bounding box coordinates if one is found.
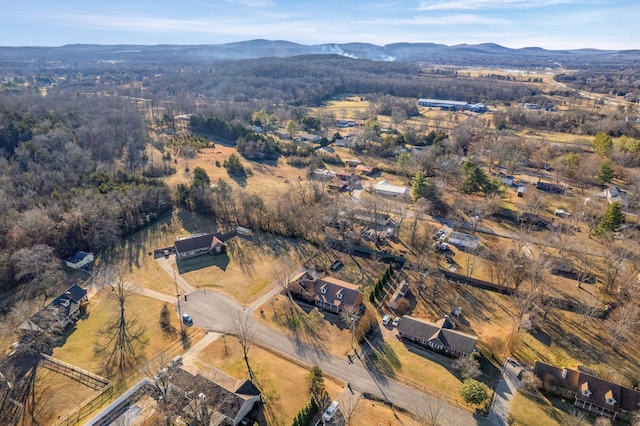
[288,271,364,313]
[174,233,227,262]
[534,361,640,421]
[19,284,88,332]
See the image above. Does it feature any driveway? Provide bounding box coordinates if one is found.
[487,359,524,425]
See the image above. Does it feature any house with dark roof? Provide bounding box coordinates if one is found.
[396,315,477,358]
[65,251,94,269]
[288,271,364,313]
[355,164,377,176]
[19,284,88,332]
[534,361,640,421]
[174,233,227,262]
[87,365,260,426]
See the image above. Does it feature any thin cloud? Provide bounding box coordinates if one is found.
[418,0,573,11]
[363,14,512,26]
[44,13,314,37]
[224,0,274,7]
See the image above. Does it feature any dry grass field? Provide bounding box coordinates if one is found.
[351,399,418,426]
[196,336,344,425]
[178,233,318,304]
[52,291,186,374]
[255,295,355,357]
[507,390,566,426]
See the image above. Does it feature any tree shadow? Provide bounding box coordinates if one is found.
[176,253,230,274]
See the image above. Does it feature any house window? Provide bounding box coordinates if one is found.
[606,398,616,406]
[336,290,344,299]
[321,285,327,294]
[582,389,591,397]
[215,246,221,253]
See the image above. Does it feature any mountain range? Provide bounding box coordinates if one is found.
[1,39,639,68]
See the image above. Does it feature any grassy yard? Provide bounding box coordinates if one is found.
[21,367,101,426]
[52,290,185,375]
[255,295,354,357]
[196,336,344,425]
[179,232,318,304]
[352,399,417,426]
[508,390,566,426]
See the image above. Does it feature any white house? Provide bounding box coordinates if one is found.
[373,181,410,198]
[447,232,480,250]
[65,251,94,269]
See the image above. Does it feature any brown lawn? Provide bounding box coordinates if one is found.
[178,232,318,305]
[21,367,101,426]
[52,290,187,375]
[255,295,354,357]
[352,399,417,426]
[196,336,344,426]
[508,390,566,426]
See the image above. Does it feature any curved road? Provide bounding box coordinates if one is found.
[180,289,489,426]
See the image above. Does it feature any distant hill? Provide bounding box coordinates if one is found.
[1,39,639,69]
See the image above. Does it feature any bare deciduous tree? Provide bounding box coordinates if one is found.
[232,312,257,383]
[607,303,640,351]
[452,356,481,380]
[95,277,147,377]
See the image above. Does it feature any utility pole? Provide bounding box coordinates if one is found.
[174,269,183,333]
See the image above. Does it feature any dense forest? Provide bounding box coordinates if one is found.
[0,94,172,301]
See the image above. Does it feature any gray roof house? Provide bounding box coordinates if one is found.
[534,361,640,421]
[174,233,227,262]
[20,284,88,332]
[396,315,477,357]
[87,365,260,426]
[289,271,364,313]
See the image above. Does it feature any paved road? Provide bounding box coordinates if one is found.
[487,360,524,425]
[180,290,488,426]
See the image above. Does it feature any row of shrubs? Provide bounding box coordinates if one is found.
[291,395,318,426]
[369,264,394,303]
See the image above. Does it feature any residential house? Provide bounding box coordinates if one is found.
[335,171,355,182]
[345,159,362,167]
[312,168,335,181]
[373,180,410,198]
[604,186,627,205]
[447,232,480,250]
[335,119,356,128]
[288,271,364,313]
[524,103,540,109]
[87,365,261,426]
[299,133,321,143]
[327,177,347,192]
[349,209,392,227]
[355,164,377,176]
[396,315,477,357]
[20,284,88,332]
[536,181,565,194]
[65,251,94,269]
[534,362,640,421]
[174,233,227,262]
[389,281,410,309]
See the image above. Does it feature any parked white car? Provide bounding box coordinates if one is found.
[382,314,392,325]
[323,401,339,422]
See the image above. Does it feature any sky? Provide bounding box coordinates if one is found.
[1,0,638,50]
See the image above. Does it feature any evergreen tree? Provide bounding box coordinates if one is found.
[596,202,625,235]
[411,171,429,200]
[459,379,488,406]
[597,159,614,184]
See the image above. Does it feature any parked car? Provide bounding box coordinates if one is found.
[382,314,392,326]
[323,401,339,422]
[182,314,193,325]
[392,317,401,327]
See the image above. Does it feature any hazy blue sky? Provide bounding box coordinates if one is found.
[1,0,637,50]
